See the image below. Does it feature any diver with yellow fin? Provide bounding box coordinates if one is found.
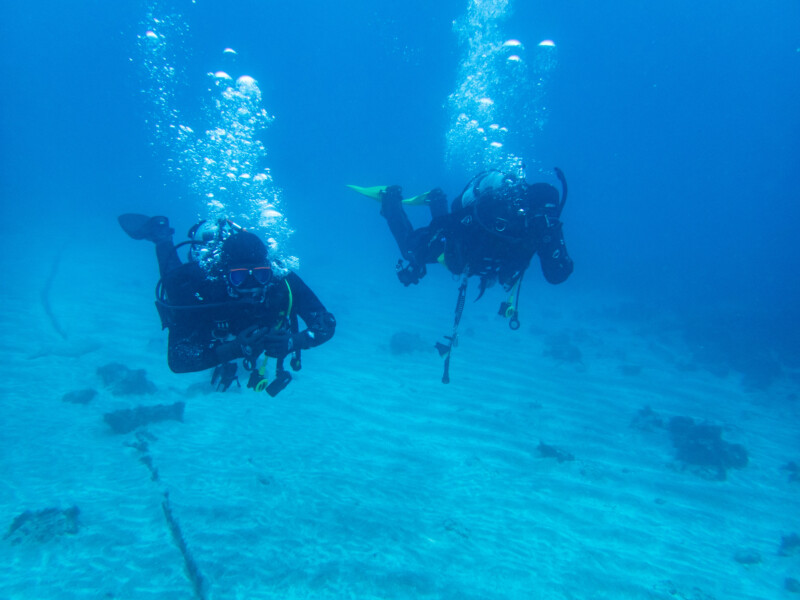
[349,169,574,382]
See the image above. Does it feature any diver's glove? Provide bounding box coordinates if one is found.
[262,331,312,358]
[396,260,426,286]
[306,311,336,345]
[237,325,311,359]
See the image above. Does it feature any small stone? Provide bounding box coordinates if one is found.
[62,389,98,404]
[619,364,642,376]
[630,405,664,431]
[389,331,430,355]
[543,333,583,364]
[783,462,799,483]
[779,533,800,556]
[537,441,574,463]
[733,548,761,565]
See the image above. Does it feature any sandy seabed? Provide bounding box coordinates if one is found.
[1,237,798,600]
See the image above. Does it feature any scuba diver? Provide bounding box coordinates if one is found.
[349,168,573,382]
[118,214,336,396]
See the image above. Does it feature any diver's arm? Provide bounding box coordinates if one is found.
[286,272,336,348]
[538,220,574,284]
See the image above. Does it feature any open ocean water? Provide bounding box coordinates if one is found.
[1,1,799,598]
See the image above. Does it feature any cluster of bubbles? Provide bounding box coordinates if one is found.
[446,0,557,179]
[137,12,187,152]
[137,3,296,273]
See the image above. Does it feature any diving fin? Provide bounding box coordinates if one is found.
[346,184,433,206]
[346,184,388,200]
[118,214,174,242]
[404,189,438,206]
[211,361,240,392]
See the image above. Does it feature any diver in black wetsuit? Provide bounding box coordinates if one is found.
[360,169,573,382]
[119,214,336,396]
[380,169,574,294]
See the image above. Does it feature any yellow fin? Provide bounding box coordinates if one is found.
[346,184,433,206]
[403,190,434,206]
[346,184,388,200]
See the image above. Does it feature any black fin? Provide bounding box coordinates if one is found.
[211,362,239,392]
[118,214,173,242]
[435,342,451,357]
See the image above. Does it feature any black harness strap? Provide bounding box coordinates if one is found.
[554,167,567,217]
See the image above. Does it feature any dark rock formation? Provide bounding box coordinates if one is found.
[104,402,185,434]
[668,416,748,480]
[631,407,748,481]
[4,506,80,545]
[97,362,156,396]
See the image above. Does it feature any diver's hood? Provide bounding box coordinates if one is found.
[220,231,268,269]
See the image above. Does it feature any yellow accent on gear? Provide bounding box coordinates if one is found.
[252,279,294,393]
[285,279,293,317]
[503,281,520,317]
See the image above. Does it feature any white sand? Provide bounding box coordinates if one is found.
[1,235,798,600]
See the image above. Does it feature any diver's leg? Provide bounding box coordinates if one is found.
[380,186,431,285]
[380,185,415,260]
[407,226,446,266]
[155,238,182,280]
[427,188,448,220]
[138,217,182,280]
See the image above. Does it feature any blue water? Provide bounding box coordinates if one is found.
[1,1,799,598]
[3,1,799,337]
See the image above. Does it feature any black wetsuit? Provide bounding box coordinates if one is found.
[154,240,335,374]
[381,176,574,291]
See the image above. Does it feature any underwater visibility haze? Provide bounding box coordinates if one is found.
[1,0,799,598]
